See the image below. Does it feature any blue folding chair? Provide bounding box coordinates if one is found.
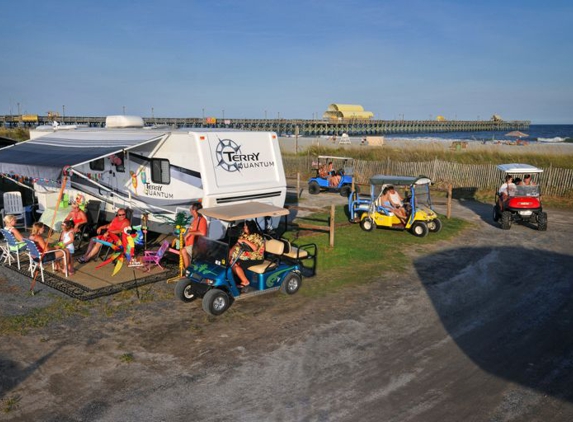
[0,228,28,270]
[23,238,68,284]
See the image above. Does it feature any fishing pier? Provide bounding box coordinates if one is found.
[2,115,529,136]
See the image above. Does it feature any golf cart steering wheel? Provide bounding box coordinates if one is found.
[229,241,254,268]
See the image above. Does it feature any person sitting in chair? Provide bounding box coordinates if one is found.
[64,201,88,234]
[380,187,408,224]
[29,222,72,275]
[3,214,25,242]
[77,208,130,264]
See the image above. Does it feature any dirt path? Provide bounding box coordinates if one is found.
[1,196,573,421]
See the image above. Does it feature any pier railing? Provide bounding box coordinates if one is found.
[1,115,529,136]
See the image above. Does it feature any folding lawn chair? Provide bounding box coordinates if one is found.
[0,228,28,270]
[23,238,68,283]
[142,240,170,270]
[75,200,102,249]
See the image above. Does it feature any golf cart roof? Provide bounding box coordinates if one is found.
[199,202,289,222]
[369,175,432,186]
[318,155,354,161]
[496,163,544,174]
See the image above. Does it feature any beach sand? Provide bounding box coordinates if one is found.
[278,136,573,155]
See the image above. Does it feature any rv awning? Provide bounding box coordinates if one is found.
[0,130,167,181]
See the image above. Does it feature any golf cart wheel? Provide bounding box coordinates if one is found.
[360,217,375,232]
[537,212,548,231]
[427,218,442,233]
[492,205,500,222]
[410,221,429,237]
[308,181,320,195]
[340,185,351,197]
[202,289,231,316]
[280,272,302,295]
[174,279,198,303]
[501,211,512,230]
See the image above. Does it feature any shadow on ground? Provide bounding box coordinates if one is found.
[414,246,573,402]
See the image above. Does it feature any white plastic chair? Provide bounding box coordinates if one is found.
[1,191,27,230]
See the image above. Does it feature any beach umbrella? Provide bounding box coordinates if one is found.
[505,130,529,138]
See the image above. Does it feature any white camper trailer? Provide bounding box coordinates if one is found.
[0,116,287,237]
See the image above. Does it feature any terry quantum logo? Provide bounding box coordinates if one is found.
[215,138,274,173]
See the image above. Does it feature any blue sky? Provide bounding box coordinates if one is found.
[2,0,572,123]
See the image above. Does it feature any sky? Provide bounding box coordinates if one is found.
[2,0,572,124]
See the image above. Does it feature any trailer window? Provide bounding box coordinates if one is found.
[90,158,105,171]
[151,159,170,184]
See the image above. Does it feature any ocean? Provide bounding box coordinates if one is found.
[386,124,573,144]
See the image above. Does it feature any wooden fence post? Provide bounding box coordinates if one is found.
[329,204,335,247]
[297,172,302,198]
[447,183,452,219]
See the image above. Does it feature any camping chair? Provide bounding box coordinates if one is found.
[23,238,68,283]
[1,191,27,230]
[99,207,133,261]
[75,200,102,249]
[142,240,170,270]
[0,228,28,270]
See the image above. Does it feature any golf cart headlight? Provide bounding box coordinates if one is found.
[184,269,191,277]
[204,279,214,286]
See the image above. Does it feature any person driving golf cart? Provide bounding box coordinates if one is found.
[229,220,265,292]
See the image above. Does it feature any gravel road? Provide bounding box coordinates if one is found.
[1,197,572,422]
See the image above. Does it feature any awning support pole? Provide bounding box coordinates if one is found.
[47,175,68,239]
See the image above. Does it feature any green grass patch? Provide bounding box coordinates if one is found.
[119,352,135,364]
[283,206,468,298]
[0,297,91,335]
[2,394,21,413]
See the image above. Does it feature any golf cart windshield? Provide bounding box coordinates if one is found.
[192,236,229,268]
[513,184,540,197]
[413,183,432,207]
[313,155,354,176]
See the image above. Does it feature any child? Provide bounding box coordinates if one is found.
[56,220,76,275]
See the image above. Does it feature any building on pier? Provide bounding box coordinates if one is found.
[323,104,374,120]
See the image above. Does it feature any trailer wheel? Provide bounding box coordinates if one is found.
[174,279,197,303]
[501,211,512,230]
[308,181,320,195]
[280,272,302,295]
[410,221,429,237]
[537,212,548,231]
[202,289,231,316]
[427,218,442,233]
[360,217,375,232]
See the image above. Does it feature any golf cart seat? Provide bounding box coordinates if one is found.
[374,198,395,216]
[247,238,285,274]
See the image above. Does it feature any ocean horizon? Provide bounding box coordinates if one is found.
[361,124,573,144]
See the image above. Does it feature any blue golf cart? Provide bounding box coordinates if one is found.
[308,155,357,197]
[173,202,317,316]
